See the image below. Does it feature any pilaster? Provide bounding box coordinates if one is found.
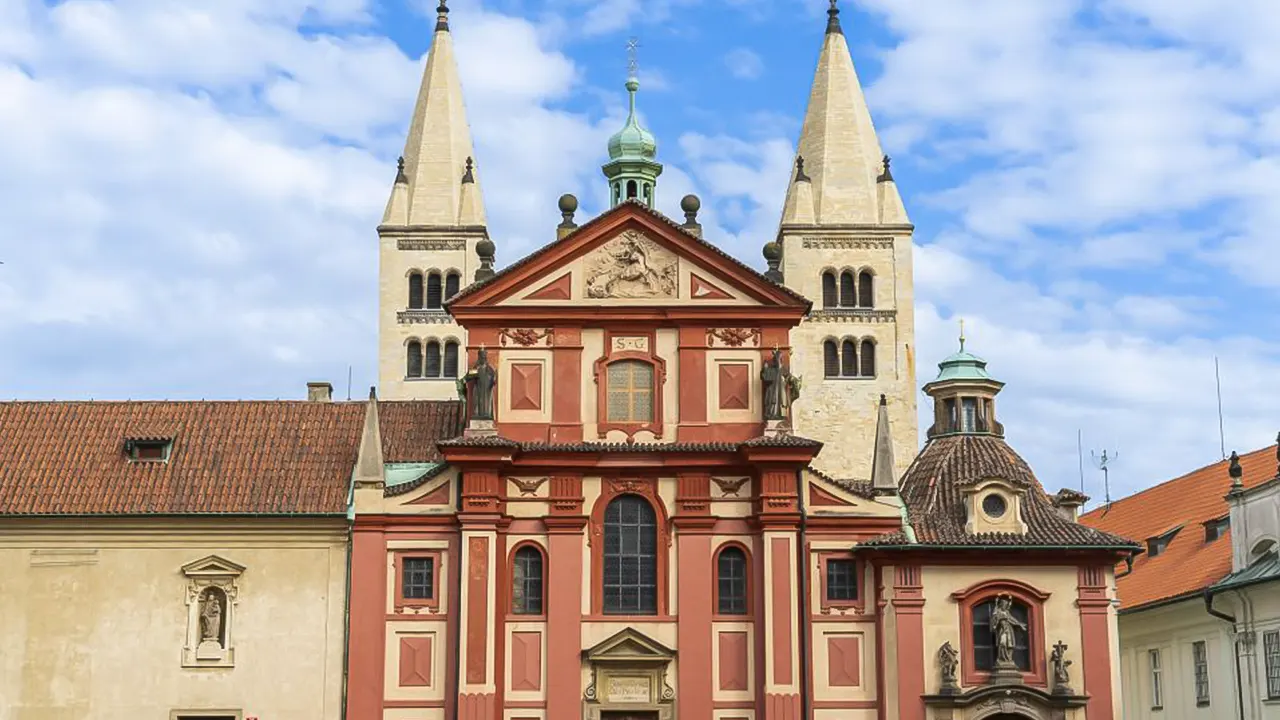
[458,469,501,720]
[1077,565,1115,720]
[891,564,925,720]
[546,474,587,720]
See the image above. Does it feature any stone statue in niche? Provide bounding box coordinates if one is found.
[1050,640,1074,694]
[199,588,223,645]
[585,231,677,299]
[938,641,960,694]
[992,594,1027,671]
[761,348,799,422]
[466,347,497,421]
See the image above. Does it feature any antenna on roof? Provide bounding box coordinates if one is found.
[1077,429,1085,493]
[347,365,353,401]
[1091,446,1119,511]
[1215,356,1227,461]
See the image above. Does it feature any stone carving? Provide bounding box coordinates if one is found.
[510,477,547,497]
[761,348,800,422]
[199,589,224,645]
[938,641,960,694]
[991,594,1028,680]
[1050,640,1074,694]
[712,477,748,497]
[585,231,677,299]
[500,328,552,347]
[612,336,649,352]
[466,347,497,421]
[707,327,760,348]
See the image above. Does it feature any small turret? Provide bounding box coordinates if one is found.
[922,322,1006,439]
[603,41,663,208]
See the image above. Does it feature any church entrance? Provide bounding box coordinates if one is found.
[601,711,659,720]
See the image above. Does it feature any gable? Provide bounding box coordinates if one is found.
[449,204,808,314]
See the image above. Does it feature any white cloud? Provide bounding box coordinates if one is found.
[724,47,764,80]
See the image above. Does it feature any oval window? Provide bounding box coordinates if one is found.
[982,493,1008,519]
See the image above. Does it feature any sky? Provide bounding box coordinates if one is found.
[1,0,1278,503]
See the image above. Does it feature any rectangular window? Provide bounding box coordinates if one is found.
[1205,517,1229,542]
[401,557,434,601]
[825,559,858,602]
[606,361,655,424]
[1265,631,1280,699]
[961,398,978,432]
[1149,648,1164,709]
[1192,640,1210,706]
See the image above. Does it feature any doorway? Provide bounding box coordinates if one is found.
[601,712,659,720]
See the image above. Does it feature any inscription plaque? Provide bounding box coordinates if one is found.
[607,677,651,703]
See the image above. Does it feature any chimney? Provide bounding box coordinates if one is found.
[307,382,334,402]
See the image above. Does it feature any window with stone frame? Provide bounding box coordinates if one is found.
[443,341,460,379]
[716,545,749,615]
[407,340,423,378]
[402,556,434,601]
[605,360,654,424]
[859,339,876,377]
[823,340,839,378]
[444,272,461,301]
[426,272,443,309]
[1192,640,1210,706]
[408,272,424,309]
[825,558,858,602]
[602,495,658,615]
[857,270,874,308]
[1265,631,1280,699]
[1149,648,1164,709]
[821,272,838,308]
[512,545,544,615]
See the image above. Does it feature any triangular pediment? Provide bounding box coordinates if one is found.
[584,627,676,662]
[449,203,809,315]
[181,555,246,578]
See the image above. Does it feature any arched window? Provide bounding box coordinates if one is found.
[444,272,461,302]
[408,273,424,309]
[716,546,748,615]
[860,340,876,377]
[606,361,654,424]
[603,495,658,615]
[426,273,443,309]
[424,341,442,378]
[841,339,858,377]
[512,545,544,615]
[821,272,837,309]
[443,341,459,379]
[1252,540,1277,565]
[823,340,839,378]
[858,271,874,308]
[839,271,855,307]
[626,180,638,200]
[406,340,423,378]
[972,597,1031,671]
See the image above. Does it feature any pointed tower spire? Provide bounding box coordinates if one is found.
[871,394,898,493]
[394,3,486,227]
[781,2,900,225]
[603,38,662,208]
[354,387,385,489]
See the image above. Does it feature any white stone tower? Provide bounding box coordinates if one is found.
[378,1,492,401]
[768,0,918,478]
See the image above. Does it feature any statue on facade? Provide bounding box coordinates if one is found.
[938,641,960,694]
[199,589,223,645]
[761,347,798,422]
[467,347,497,421]
[991,595,1027,669]
[1050,640,1074,695]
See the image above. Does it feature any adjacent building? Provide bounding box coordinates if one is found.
[1082,440,1280,720]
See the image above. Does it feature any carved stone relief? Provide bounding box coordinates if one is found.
[500,328,553,347]
[706,327,761,348]
[585,231,678,299]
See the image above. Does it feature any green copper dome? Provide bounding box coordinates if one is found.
[933,337,996,383]
[608,78,657,161]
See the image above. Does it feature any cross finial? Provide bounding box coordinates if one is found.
[435,0,449,31]
[959,318,966,351]
[826,0,843,35]
[627,37,640,80]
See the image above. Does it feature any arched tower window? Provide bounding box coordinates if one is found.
[823,340,839,378]
[443,341,459,379]
[406,340,423,378]
[860,340,876,378]
[839,271,855,307]
[408,273,424,309]
[424,341,442,378]
[716,545,748,615]
[602,495,658,615]
[444,272,461,302]
[426,273,443,309]
[822,272,837,309]
[626,180,638,200]
[858,270,874,308]
[841,339,858,377]
[512,545,545,615]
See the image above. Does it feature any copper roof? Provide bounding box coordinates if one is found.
[866,434,1136,549]
[1081,442,1280,611]
[0,400,463,516]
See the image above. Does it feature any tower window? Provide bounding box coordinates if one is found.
[425,341,442,378]
[858,271,874,308]
[945,398,958,432]
[961,397,978,432]
[822,272,837,308]
[860,340,876,377]
[841,339,857,377]
[443,341,459,379]
[627,180,638,199]
[444,272,460,301]
[839,271,855,308]
[602,495,658,614]
[408,272,424,309]
[406,340,423,378]
[426,273,443,309]
[823,340,839,378]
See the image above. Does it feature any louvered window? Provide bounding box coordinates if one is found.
[860,339,876,377]
[443,341,459,378]
[444,272,460,301]
[602,495,658,614]
[823,340,839,378]
[839,271,855,307]
[822,272,837,308]
[406,341,423,378]
[841,340,857,377]
[408,273,424,309]
[426,273,443,309]
[606,361,654,423]
[717,546,748,615]
[858,271,874,308]
[425,341,442,378]
[512,546,544,615]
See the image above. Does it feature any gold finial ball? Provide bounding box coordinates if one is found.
[763,241,782,262]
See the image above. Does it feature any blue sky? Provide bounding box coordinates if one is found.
[1,0,1278,501]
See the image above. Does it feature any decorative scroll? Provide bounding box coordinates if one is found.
[707,327,761,348]
[500,328,553,347]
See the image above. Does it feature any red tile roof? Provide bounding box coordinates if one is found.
[1080,442,1280,611]
[0,400,463,516]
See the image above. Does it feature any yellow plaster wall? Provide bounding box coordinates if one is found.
[0,519,348,720]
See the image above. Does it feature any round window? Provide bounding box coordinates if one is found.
[982,493,1008,519]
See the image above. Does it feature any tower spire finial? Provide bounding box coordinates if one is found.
[959,318,966,352]
[435,0,449,32]
[827,0,843,35]
[627,36,640,82]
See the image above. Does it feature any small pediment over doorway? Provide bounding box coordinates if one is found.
[583,628,675,720]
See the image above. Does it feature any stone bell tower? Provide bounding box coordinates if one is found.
[767,0,918,479]
[378,1,493,400]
